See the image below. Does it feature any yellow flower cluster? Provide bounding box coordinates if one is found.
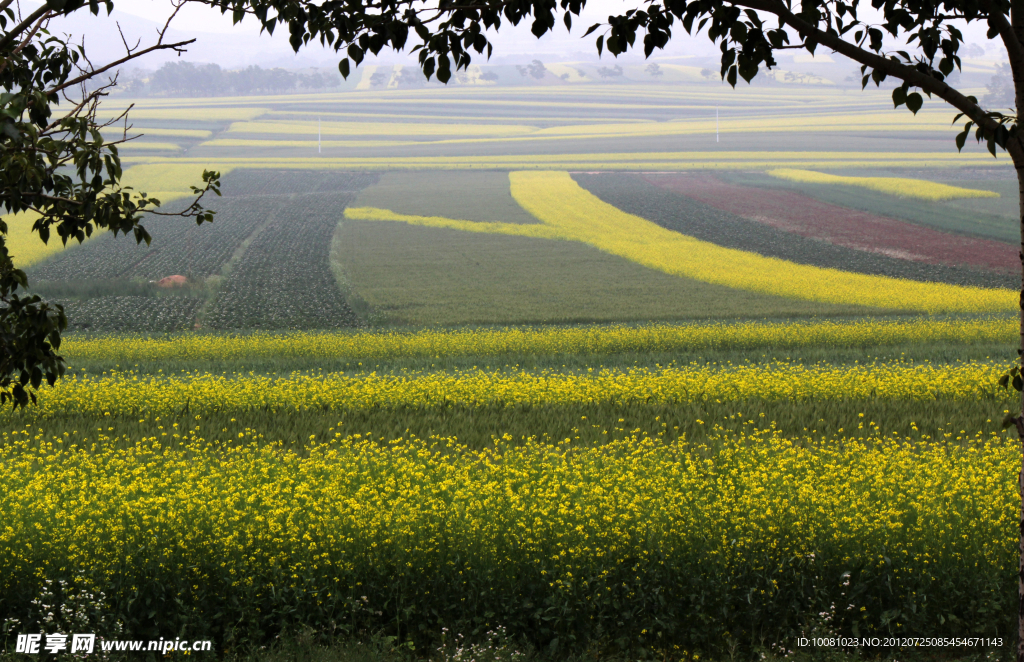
[9,361,1005,419]
[347,172,1014,313]
[0,428,1014,604]
[766,168,1000,200]
[61,317,1013,364]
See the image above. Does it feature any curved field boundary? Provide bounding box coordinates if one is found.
[767,168,999,200]
[344,207,565,239]
[508,171,1013,313]
[576,174,1012,289]
[642,173,1017,273]
[346,172,1013,312]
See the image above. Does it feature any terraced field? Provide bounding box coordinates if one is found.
[205,191,363,330]
[23,164,1019,332]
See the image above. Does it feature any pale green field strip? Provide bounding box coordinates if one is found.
[97,87,938,128]
[767,168,1000,200]
[207,138,417,148]
[353,171,539,224]
[206,134,968,151]
[118,142,181,151]
[225,120,536,137]
[218,111,960,149]
[263,110,657,124]
[295,94,779,112]
[308,84,927,110]
[96,107,268,121]
[262,95,901,117]
[100,127,214,139]
[104,84,919,113]
[334,220,862,325]
[123,152,1006,170]
[346,171,1014,313]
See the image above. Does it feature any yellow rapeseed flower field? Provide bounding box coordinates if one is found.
[4,361,1003,420]
[3,210,58,268]
[766,168,1000,200]
[120,163,233,198]
[0,427,1015,647]
[60,317,1014,363]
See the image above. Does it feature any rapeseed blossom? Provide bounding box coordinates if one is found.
[4,360,1005,420]
[766,169,999,201]
[0,427,1014,647]
[60,317,1014,363]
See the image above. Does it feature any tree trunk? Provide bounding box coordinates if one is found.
[1017,155,1024,662]
[1011,2,1024,659]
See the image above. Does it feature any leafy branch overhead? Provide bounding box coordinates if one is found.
[201,0,1019,154]
[0,0,221,408]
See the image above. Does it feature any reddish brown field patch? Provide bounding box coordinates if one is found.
[643,173,1016,273]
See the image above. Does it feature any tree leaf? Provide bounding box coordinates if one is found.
[905,92,922,114]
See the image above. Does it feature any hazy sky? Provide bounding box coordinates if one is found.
[44,0,1002,69]
[102,0,1000,46]
[108,0,630,34]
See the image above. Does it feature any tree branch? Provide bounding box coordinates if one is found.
[990,11,1024,68]
[47,39,195,94]
[735,0,1015,156]
[0,3,53,50]
[0,8,50,75]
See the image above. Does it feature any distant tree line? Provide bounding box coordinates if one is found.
[984,62,1014,110]
[125,62,344,97]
